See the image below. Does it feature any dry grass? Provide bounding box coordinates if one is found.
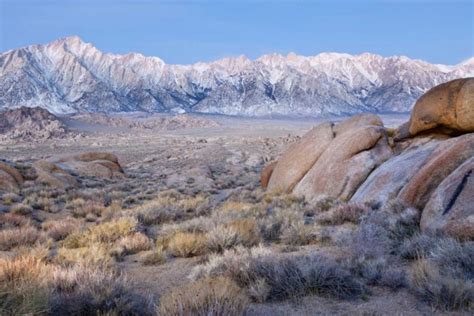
[67,198,105,219]
[206,219,261,253]
[62,217,137,248]
[9,203,33,215]
[116,232,152,255]
[42,218,82,241]
[141,247,167,265]
[0,213,31,228]
[167,232,208,257]
[56,244,114,267]
[317,203,371,225]
[0,226,46,251]
[133,190,211,225]
[409,259,473,310]
[0,255,154,315]
[159,276,249,316]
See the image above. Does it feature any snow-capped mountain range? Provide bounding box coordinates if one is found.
[1,36,473,116]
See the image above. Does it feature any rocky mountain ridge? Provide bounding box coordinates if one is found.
[1,36,473,115]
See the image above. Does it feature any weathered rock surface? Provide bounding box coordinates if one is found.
[352,134,474,207]
[408,77,474,135]
[0,161,23,193]
[260,161,277,189]
[294,124,391,201]
[33,160,78,189]
[267,122,334,192]
[421,157,473,240]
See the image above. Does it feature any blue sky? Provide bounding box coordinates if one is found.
[0,0,472,65]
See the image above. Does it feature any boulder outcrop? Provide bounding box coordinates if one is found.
[262,78,474,239]
[408,77,474,135]
[34,152,124,189]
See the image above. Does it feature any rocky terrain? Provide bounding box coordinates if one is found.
[70,112,220,130]
[0,106,69,141]
[1,36,473,115]
[0,79,472,315]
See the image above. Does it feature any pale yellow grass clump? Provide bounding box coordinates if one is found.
[0,256,51,315]
[116,232,153,255]
[167,232,208,257]
[62,217,137,248]
[159,276,249,316]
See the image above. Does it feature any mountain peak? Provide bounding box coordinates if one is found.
[0,36,472,115]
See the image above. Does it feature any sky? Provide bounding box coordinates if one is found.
[0,0,472,65]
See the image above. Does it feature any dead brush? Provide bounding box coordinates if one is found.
[42,218,82,241]
[159,276,249,316]
[409,259,473,310]
[167,232,208,257]
[317,203,371,225]
[0,226,46,251]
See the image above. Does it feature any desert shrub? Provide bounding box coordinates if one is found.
[116,232,152,255]
[399,233,440,260]
[191,247,366,302]
[9,203,33,215]
[0,255,154,315]
[0,256,51,314]
[349,205,420,260]
[133,191,211,225]
[167,232,207,257]
[0,213,31,228]
[317,203,370,225]
[49,267,155,315]
[279,221,315,246]
[302,255,367,299]
[428,239,474,279]
[1,192,21,204]
[206,219,261,253]
[62,217,137,248]
[206,225,241,253]
[42,218,82,241]
[347,257,406,290]
[141,247,167,265]
[0,226,46,251]
[56,244,114,267]
[159,276,249,316]
[409,259,473,310]
[227,218,261,247]
[68,198,105,218]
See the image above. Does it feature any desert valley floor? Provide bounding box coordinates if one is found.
[1,112,472,315]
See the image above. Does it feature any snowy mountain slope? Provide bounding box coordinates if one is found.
[0,36,473,115]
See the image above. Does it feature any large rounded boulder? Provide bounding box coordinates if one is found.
[408,77,474,135]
